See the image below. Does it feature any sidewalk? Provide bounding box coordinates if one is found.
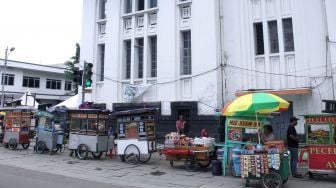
[0,145,335,188]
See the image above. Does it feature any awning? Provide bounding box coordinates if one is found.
[235,88,312,97]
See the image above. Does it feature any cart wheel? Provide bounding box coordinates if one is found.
[76,144,89,160]
[139,153,152,163]
[36,141,46,154]
[8,139,18,150]
[198,160,211,168]
[170,160,174,167]
[124,144,140,165]
[185,157,198,172]
[229,159,239,177]
[22,142,30,150]
[91,152,103,159]
[262,170,283,188]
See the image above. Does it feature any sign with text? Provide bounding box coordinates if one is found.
[306,116,336,124]
[228,119,261,129]
[308,145,336,171]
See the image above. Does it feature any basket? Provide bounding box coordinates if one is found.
[264,140,285,153]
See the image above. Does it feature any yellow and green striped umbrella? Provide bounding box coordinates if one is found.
[222,93,289,116]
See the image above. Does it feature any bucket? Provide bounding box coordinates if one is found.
[211,160,222,176]
[232,148,242,176]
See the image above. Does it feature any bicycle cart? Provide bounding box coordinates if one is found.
[35,110,65,154]
[162,144,215,172]
[302,114,336,178]
[115,108,157,165]
[1,107,35,150]
[68,109,113,160]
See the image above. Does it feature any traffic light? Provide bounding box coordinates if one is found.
[72,68,83,86]
[84,62,93,88]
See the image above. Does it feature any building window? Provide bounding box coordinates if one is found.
[150,36,157,78]
[136,38,144,79]
[125,40,132,79]
[125,18,132,30]
[254,22,264,55]
[137,0,145,11]
[98,44,105,81]
[283,18,295,52]
[181,6,191,19]
[149,0,157,8]
[46,79,61,90]
[1,74,14,86]
[99,23,106,35]
[23,76,40,88]
[181,31,192,75]
[137,16,144,27]
[125,0,132,14]
[149,13,157,25]
[99,0,107,19]
[65,81,72,91]
[268,21,279,53]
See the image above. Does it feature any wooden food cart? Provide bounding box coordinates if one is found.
[35,110,65,154]
[116,108,157,165]
[68,109,113,160]
[303,114,336,178]
[162,137,215,172]
[2,107,35,150]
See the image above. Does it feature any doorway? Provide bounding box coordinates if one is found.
[270,102,293,140]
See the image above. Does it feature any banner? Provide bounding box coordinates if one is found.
[308,145,336,171]
[123,84,152,102]
[228,119,261,128]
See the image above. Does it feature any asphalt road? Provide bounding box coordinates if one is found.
[0,164,125,188]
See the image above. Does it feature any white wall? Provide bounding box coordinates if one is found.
[83,0,221,115]
[221,0,336,133]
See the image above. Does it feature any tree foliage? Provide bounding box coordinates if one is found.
[64,43,80,93]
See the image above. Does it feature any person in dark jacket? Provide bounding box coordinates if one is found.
[287,117,302,178]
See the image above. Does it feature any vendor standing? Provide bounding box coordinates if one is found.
[176,115,186,135]
[287,117,302,178]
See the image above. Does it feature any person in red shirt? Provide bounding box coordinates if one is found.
[201,129,208,137]
[176,115,186,135]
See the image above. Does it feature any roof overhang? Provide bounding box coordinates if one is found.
[235,88,312,97]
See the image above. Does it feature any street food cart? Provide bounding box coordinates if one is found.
[2,107,35,150]
[35,110,65,154]
[162,132,215,172]
[223,116,290,187]
[303,114,336,178]
[221,93,291,188]
[68,109,113,160]
[115,108,157,165]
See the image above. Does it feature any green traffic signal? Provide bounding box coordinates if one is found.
[84,62,93,88]
[85,79,92,87]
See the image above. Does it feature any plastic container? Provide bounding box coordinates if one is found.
[232,148,242,176]
[211,160,222,176]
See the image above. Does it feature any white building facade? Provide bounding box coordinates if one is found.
[80,0,336,138]
[0,59,75,105]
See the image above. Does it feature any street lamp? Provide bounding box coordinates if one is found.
[1,47,15,107]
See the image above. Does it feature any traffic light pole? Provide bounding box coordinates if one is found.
[81,66,85,104]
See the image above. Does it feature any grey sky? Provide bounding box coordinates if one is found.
[0,0,82,65]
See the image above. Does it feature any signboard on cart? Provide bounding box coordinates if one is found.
[228,119,261,129]
[308,145,336,171]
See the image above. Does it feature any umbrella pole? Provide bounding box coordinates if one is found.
[255,111,261,144]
